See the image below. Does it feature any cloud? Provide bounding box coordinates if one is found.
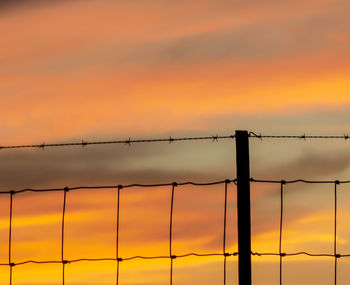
[258,149,350,180]
[203,105,350,132]
[0,138,233,191]
[0,0,72,11]
[2,0,349,74]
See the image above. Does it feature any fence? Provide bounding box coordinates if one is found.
[1,180,238,285]
[1,130,350,285]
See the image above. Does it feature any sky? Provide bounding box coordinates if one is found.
[1,0,350,284]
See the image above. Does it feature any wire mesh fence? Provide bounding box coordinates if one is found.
[250,178,350,285]
[2,131,350,284]
[2,178,350,284]
[0,180,238,285]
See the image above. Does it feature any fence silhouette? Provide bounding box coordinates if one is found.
[1,180,238,285]
[251,178,350,285]
[1,130,350,285]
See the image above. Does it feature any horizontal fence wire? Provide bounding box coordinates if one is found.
[1,179,237,285]
[0,180,235,195]
[0,253,240,267]
[1,131,350,151]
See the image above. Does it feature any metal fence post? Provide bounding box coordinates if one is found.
[235,130,252,285]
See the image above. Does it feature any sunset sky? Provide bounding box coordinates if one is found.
[1,0,350,284]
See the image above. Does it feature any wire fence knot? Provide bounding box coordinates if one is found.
[248,132,262,140]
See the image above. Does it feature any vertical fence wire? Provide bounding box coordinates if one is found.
[223,180,229,285]
[279,181,285,285]
[62,187,68,285]
[334,181,339,285]
[116,185,122,285]
[234,182,238,285]
[8,191,14,285]
[169,183,177,285]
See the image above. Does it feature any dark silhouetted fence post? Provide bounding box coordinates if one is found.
[235,130,252,285]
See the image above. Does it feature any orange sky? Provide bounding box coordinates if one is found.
[1,0,350,284]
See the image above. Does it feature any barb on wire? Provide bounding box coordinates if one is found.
[212,134,219,142]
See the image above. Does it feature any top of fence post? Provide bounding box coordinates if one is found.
[235,130,252,285]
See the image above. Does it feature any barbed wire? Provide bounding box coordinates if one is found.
[248,132,350,140]
[1,131,350,151]
[0,135,235,150]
